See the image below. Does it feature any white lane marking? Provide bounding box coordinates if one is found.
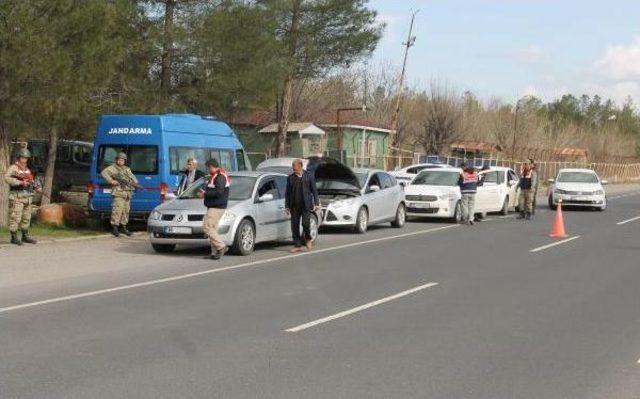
[616,216,640,225]
[0,225,458,315]
[285,282,439,333]
[530,236,581,253]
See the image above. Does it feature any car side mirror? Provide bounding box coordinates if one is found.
[547,178,555,183]
[601,180,609,185]
[369,185,381,192]
[508,179,518,187]
[258,193,274,202]
[164,192,177,202]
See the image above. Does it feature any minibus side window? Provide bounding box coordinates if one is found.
[98,145,158,174]
[236,149,248,171]
[169,147,209,174]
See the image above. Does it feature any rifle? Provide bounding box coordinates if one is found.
[112,171,144,191]
[12,174,41,194]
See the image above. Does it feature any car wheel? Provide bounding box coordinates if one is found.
[548,195,557,210]
[309,214,319,242]
[151,243,175,253]
[232,219,255,256]
[500,196,509,215]
[354,207,368,234]
[391,203,406,228]
[451,201,462,223]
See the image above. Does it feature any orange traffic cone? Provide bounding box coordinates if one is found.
[549,199,568,238]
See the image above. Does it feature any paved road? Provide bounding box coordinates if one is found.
[2,189,640,399]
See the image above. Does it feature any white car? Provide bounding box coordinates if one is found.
[548,168,607,211]
[404,167,519,221]
[316,160,406,233]
[477,166,521,215]
[389,163,451,186]
[256,157,309,174]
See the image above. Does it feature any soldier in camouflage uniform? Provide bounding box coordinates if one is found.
[4,148,39,245]
[101,152,138,237]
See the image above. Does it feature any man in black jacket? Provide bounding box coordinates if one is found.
[200,159,229,259]
[177,158,205,195]
[285,159,320,253]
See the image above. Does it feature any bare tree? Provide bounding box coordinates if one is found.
[418,83,462,155]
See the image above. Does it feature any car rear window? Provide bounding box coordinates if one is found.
[98,145,158,174]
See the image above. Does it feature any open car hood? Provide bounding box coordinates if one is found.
[307,157,362,194]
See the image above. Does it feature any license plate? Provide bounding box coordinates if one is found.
[410,202,430,209]
[164,226,192,234]
[102,188,111,194]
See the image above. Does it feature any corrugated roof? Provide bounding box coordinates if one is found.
[259,123,325,135]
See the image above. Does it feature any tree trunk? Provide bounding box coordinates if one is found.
[276,76,293,157]
[276,0,300,157]
[160,0,176,92]
[40,127,58,206]
[0,123,11,228]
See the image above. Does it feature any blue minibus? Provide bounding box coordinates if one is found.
[88,113,250,220]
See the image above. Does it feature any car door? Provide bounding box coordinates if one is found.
[253,176,283,242]
[363,172,385,222]
[507,170,520,207]
[476,171,499,212]
[379,172,399,219]
[274,175,292,239]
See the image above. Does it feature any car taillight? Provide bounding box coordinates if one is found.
[160,183,169,202]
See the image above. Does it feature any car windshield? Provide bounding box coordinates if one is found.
[412,170,460,186]
[355,173,368,187]
[557,172,599,183]
[178,176,257,201]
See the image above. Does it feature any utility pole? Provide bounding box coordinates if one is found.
[389,10,418,169]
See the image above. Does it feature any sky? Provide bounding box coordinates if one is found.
[368,0,640,106]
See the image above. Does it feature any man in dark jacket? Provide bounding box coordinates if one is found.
[285,159,319,252]
[458,161,482,225]
[177,158,205,195]
[200,159,229,259]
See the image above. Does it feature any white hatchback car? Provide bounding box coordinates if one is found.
[389,163,451,186]
[404,167,519,221]
[548,168,607,211]
[316,160,406,233]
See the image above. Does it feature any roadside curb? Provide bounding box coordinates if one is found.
[0,232,146,248]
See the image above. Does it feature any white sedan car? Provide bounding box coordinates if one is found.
[389,163,450,186]
[405,168,518,221]
[316,160,406,233]
[548,168,607,211]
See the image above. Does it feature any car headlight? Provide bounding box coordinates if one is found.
[149,210,162,220]
[594,190,604,195]
[438,193,456,201]
[555,189,568,195]
[332,198,356,209]
[220,211,237,225]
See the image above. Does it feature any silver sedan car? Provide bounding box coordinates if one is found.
[316,160,406,233]
[147,171,319,255]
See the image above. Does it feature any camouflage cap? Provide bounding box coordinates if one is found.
[17,148,31,158]
[115,152,127,160]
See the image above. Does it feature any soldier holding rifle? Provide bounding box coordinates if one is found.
[4,148,40,245]
[101,152,140,237]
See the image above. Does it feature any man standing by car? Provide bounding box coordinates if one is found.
[458,161,481,225]
[285,159,319,252]
[177,157,205,195]
[517,159,537,220]
[101,152,138,237]
[200,159,229,260]
[529,159,540,215]
[4,148,39,245]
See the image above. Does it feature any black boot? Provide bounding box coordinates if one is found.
[516,212,526,220]
[112,225,120,237]
[10,231,22,246]
[525,212,532,221]
[21,230,37,244]
[120,225,133,237]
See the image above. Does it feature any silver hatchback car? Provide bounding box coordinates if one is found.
[147,171,319,255]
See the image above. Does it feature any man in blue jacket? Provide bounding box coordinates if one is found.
[285,159,320,252]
